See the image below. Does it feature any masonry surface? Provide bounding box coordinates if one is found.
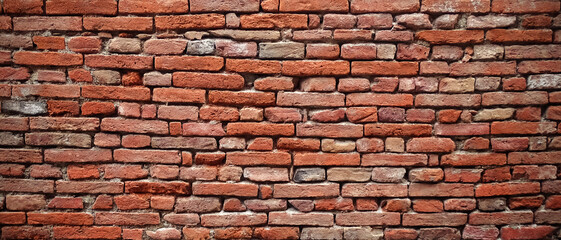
[0,0,561,239]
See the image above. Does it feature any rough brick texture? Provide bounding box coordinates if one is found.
[1,0,561,239]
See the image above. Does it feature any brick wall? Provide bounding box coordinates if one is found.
[1,0,561,239]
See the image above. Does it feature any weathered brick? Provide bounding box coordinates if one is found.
[119,0,188,14]
[46,0,117,15]
[155,14,225,30]
[13,16,82,31]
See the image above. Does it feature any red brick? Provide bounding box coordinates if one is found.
[518,60,561,74]
[194,153,225,165]
[483,91,548,106]
[183,123,225,136]
[119,0,189,14]
[226,58,281,74]
[422,0,490,12]
[279,0,348,12]
[306,44,340,59]
[47,100,79,116]
[385,229,418,240]
[0,164,25,177]
[491,121,556,135]
[48,197,83,209]
[470,211,533,225]
[410,183,473,197]
[0,212,26,225]
[336,212,400,226]
[241,14,307,29]
[114,194,150,210]
[30,117,99,131]
[296,123,362,138]
[155,14,225,30]
[174,72,244,90]
[53,226,121,239]
[68,37,102,53]
[45,149,111,163]
[475,182,540,197]
[347,93,414,107]
[33,36,65,50]
[374,30,413,42]
[407,137,455,152]
[28,212,93,225]
[85,55,153,70]
[315,198,354,211]
[416,94,481,107]
[14,51,82,66]
[505,45,561,59]
[406,109,435,123]
[12,84,79,99]
[201,213,267,227]
[56,181,123,194]
[156,56,223,71]
[294,152,360,166]
[0,16,10,31]
[100,118,168,134]
[191,0,258,12]
[509,196,544,209]
[153,88,205,103]
[462,226,499,239]
[442,153,506,166]
[352,61,418,76]
[192,182,258,197]
[226,152,291,166]
[114,149,180,164]
[351,0,419,13]
[81,102,115,116]
[501,226,556,240]
[277,92,345,107]
[84,17,153,31]
[435,123,489,136]
[67,165,100,179]
[13,16,82,31]
[412,199,443,212]
[274,183,339,198]
[403,213,467,226]
[175,197,221,213]
[6,195,46,210]
[346,107,378,123]
[104,164,148,179]
[444,198,476,211]
[254,77,294,91]
[94,133,121,147]
[0,118,29,131]
[125,181,189,195]
[199,106,238,121]
[487,29,553,43]
[0,67,30,80]
[356,198,379,211]
[342,183,408,197]
[4,0,43,14]
[95,212,159,225]
[182,228,211,240]
[417,30,484,44]
[253,227,300,240]
[282,60,349,76]
[492,137,529,151]
[277,138,320,151]
[1,226,51,240]
[492,0,560,13]
[450,61,516,76]
[509,152,561,165]
[364,123,432,137]
[46,0,117,15]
